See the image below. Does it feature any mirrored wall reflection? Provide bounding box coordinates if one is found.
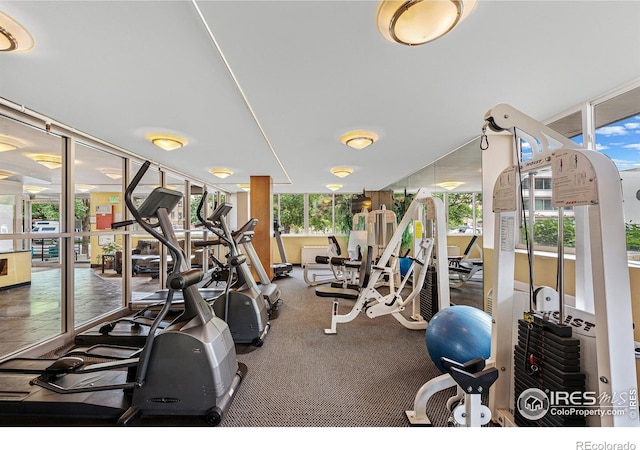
[383,137,484,299]
[384,137,483,234]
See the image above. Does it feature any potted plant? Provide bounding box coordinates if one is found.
[96,240,122,268]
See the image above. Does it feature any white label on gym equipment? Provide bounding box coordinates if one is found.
[551,150,598,207]
[493,166,518,212]
[500,216,515,251]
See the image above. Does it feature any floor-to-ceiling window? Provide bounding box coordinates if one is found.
[73,142,125,327]
[0,114,63,356]
[522,83,640,261]
[0,106,228,359]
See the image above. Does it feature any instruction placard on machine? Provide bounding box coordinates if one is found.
[551,150,598,207]
[493,166,517,213]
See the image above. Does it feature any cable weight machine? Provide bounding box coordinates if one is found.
[484,104,639,427]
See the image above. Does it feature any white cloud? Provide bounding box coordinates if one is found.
[596,143,609,150]
[625,122,640,130]
[623,143,640,150]
[612,159,640,171]
[597,125,629,136]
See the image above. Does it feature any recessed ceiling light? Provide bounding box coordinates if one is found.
[340,130,379,150]
[209,168,233,179]
[145,132,188,151]
[326,184,343,191]
[0,11,35,53]
[330,167,354,178]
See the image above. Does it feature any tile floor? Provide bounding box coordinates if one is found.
[0,266,159,357]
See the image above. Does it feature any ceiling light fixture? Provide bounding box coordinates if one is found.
[209,168,233,179]
[326,184,343,192]
[31,154,62,169]
[376,0,477,46]
[340,130,379,150]
[237,183,250,192]
[0,11,35,53]
[76,184,95,193]
[0,141,17,152]
[330,167,354,178]
[24,185,48,194]
[437,181,463,191]
[101,169,122,180]
[0,169,15,180]
[145,132,188,151]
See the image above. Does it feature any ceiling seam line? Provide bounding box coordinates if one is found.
[191,0,292,185]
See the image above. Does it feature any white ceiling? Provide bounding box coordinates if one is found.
[1,0,639,194]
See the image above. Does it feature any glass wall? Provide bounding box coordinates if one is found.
[593,86,640,261]
[0,108,228,359]
[273,193,356,236]
[518,84,640,259]
[0,114,64,356]
[73,142,125,327]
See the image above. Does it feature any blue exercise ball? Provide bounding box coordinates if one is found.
[399,257,412,277]
[425,305,492,373]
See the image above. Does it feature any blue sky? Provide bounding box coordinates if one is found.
[520,114,640,171]
[594,114,640,172]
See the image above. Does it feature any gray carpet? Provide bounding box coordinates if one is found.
[219,267,484,427]
[22,266,485,427]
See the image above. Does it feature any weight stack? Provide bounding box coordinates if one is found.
[419,265,438,321]
[513,318,586,427]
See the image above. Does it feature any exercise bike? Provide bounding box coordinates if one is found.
[0,160,246,426]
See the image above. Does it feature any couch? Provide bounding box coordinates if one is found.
[115,239,203,275]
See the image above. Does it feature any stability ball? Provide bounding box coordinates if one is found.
[399,257,412,277]
[425,305,492,373]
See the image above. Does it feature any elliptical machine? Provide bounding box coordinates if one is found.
[0,161,246,426]
[196,193,270,347]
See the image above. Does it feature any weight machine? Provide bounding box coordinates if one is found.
[484,104,639,427]
[324,189,450,334]
[302,236,346,287]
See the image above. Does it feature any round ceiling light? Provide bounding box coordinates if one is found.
[0,169,15,180]
[437,181,464,191]
[210,168,233,179]
[326,184,343,191]
[145,132,188,151]
[31,154,62,169]
[340,130,379,150]
[0,12,35,53]
[376,0,477,46]
[330,167,354,178]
